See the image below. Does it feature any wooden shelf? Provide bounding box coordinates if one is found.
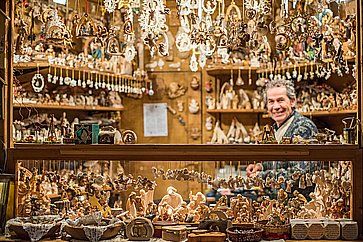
[207,109,265,114]
[9,144,359,162]
[14,63,137,81]
[206,65,257,75]
[206,57,356,76]
[262,110,357,118]
[13,103,125,112]
[14,62,49,69]
[300,109,357,117]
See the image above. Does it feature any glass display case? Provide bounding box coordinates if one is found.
[5,144,361,240]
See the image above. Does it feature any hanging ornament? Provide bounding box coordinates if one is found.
[176,31,192,52]
[139,0,170,56]
[125,45,137,62]
[43,9,72,45]
[199,53,207,68]
[106,26,122,56]
[76,13,99,38]
[189,51,198,72]
[32,73,45,93]
[104,0,117,13]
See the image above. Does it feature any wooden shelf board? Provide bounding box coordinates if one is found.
[10,144,359,162]
[14,62,49,69]
[300,109,357,117]
[206,65,257,75]
[14,63,137,81]
[207,109,265,114]
[206,58,356,76]
[262,110,357,118]
[13,103,125,112]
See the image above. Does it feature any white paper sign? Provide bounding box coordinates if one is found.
[143,103,168,137]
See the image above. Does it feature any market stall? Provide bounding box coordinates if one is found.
[0,0,362,241]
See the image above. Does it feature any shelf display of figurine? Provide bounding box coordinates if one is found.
[12,111,126,144]
[8,159,354,241]
[14,87,124,109]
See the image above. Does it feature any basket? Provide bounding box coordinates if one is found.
[63,222,123,241]
[257,221,290,240]
[6,215,62,241]
[226,226,264,242]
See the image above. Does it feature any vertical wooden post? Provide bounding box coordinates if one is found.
[354,0,363,235]
[357,0,363,147]
[0,0,14,174]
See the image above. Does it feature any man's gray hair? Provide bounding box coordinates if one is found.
[265,78,296,100]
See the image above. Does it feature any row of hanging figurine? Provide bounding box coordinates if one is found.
[31,65,153,96]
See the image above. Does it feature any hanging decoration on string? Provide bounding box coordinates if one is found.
[104,0,118,13]
[32,66,45,93]
[139,0,170,57]
[43,9,72,46]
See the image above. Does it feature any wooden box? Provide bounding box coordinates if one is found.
[188,231,226,242]
[74,124,99,144]
[153,221,176,238]
[291,220,308,239]
[324,221,340,239]
[340,221,358,240]
[162,225,187,242]
[307,222,324,240]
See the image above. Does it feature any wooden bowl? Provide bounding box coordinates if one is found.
[6,216,62,241]
[63,223,123,241]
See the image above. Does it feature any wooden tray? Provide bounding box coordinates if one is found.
[63,223,123,241]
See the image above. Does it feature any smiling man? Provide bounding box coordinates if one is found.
[265,78,317,142]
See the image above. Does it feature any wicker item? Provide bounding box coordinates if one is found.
[257,220,290,240]
[340,221,358,240]
[307,222,324,240]
[226,226,263,242]
[324,221,340,240]
[291,221,308,239]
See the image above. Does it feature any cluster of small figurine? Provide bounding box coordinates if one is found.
[13,112,118,143]
[210,118,262,144]
[14,89,123,109]
[206,85,264,111]
[146,162,351,224]
[17,162,156,219]
[296,82,357,113]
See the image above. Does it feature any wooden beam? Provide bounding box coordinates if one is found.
[9,144,359,161]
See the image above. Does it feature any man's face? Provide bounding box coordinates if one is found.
[267,86,295,126]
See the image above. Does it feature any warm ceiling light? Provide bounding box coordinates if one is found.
[53,0,67,5]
